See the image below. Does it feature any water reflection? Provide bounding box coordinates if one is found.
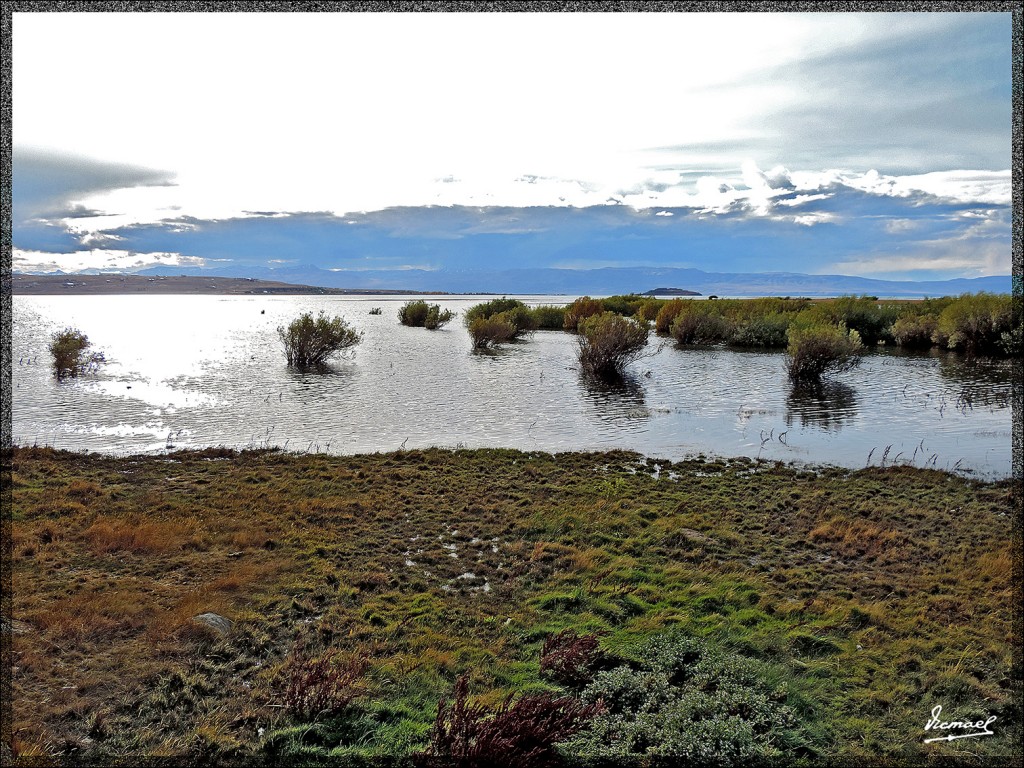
[579,372,650,427]
[785,381,859,432]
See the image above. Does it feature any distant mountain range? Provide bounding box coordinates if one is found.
[20,264,1012,298]
[117,264,1010,298]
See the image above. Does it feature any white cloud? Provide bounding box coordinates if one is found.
[13,248,205,273]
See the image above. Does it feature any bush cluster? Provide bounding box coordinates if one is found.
[464,298,537,349]
[561,632,807,762]
[399,300,455,330]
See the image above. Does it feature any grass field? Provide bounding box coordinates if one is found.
[6,446,1019,764]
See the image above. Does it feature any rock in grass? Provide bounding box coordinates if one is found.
[191,613,232,636]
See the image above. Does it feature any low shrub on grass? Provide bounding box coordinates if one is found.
[540,629,607,689]
[577,312,652,378]
[563,296,606,333]
[785,323,863,386]
[283,649,367,722]
[399,301,455,330]
[278,312,361,367]
[416,675,604,768]
[49,327,105,379]
[562,631,811,762]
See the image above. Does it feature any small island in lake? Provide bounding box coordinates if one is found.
[643,287,701,296]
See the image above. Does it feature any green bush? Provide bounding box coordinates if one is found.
[563,296,605,333]
[727,314,791,348]
[399,300,455,330]
[561,631,809,762]
[278,311,362,367]
[890,313,939,349]
[936,292,1014,357]
[530,304,567,330]
[577,312,651,378]
[670,309,731,346]
[785,323,863,385]
[49,327,105,379]
[463,297,529,325]
[637,299,666,323]
[800,296,898,345]
[654,299,688,335]
[601,294,645,317]
[468,315,519,349]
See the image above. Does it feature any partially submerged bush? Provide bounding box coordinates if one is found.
[529,304,566,330]
[49,327,105,379]
[936,292,1014,357]
[800,295,898,345]
[399,300,455,330]
[727,314,790,348]
[278,311,361,367]
[785,323,863,385]
[416,675,603,768]
[563,296,605,333]
[577,312,652,378]
[670,309,731,346]
[654,299,688,334]
[891,313,939,349]
[468,315,519,349]
[465,299,536,348]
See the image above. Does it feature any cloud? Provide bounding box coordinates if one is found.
[13,247,204,274]
[13,148,176,222]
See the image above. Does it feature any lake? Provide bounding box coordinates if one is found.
[11,294,1014,478]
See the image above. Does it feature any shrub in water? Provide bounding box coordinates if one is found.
[637,298,665,322]
[785,323,863,385]
[600,294,645,317]
[563,296,605,333]
[890,313,939,349]
[577,312,652,378]
[416,675,604,768]
[399,300,455,330]
[530,304,567,330]
[800,295,898,345]
[727,314,791,348]
[654,299,688,334]
[936,292,1014,357]
[670,309,731,346]
[49,327,105,379]
[468,315,519,349]
[278,311,361,367]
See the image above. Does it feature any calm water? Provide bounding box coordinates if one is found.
[11,295,1014,478]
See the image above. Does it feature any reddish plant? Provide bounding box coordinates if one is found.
[417,675,604,768]
[540,629,605,689]
[284,648,366,721]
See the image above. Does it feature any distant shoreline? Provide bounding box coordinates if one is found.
[11,274,447,296]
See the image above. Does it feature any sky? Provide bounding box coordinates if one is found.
[10,10,1014,284]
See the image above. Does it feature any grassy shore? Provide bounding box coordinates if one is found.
[6,446,1018,764]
